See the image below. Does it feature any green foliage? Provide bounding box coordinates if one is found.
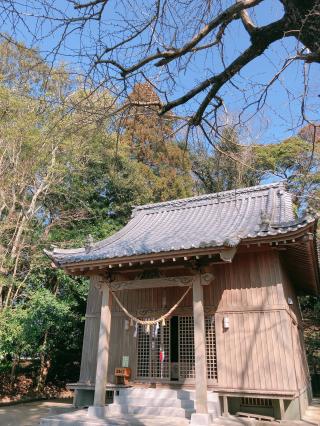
[20,289,71,353]
[0,44,196,393]
[0,306,26,359]
[120,82,194,202]
[253,135,320,208]
[300,295,320,317]
[254,137,308,178]
[191,127,260,193]
[299,295,320,386]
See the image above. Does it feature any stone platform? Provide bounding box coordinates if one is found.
[41,388,220,425]
[39,410,319,426]
[40,410,190,425]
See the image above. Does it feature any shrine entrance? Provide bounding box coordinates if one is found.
[136,318,171,380]
[136,315,218,383]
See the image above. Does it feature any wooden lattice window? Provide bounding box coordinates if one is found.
[137,323,150,378]
[137,320,170,379]
[241,397,273,407]
[178,315,218,382]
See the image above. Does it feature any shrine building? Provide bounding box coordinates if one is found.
[44,182,319,425]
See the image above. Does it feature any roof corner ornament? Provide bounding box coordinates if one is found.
[85,234,94,253]
[220,247,237,263]
[260,210,272,231]
[305,206,318,221]
[50,244,58,253]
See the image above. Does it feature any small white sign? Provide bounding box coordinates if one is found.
[122,356,129,368]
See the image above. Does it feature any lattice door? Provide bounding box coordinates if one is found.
[137,320,170,379]
[205,316,218,382]
[178,316,195,379]
[178,316,218,382]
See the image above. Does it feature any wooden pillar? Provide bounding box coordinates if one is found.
[192,274,208,414]
[93,283,111,406]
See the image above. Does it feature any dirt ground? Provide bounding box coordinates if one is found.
[0,399,74,426]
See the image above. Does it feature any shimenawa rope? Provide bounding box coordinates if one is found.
[110,285,192,327]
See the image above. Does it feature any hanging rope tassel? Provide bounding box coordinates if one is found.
[110,285,192,326]
[133,322,138,338]
[155,322,159,337]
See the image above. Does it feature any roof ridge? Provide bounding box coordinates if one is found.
[132,181,286,216]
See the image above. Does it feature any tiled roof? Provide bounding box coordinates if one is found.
[45,182,316,266]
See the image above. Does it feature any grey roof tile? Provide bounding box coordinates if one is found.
[45,182,316,265]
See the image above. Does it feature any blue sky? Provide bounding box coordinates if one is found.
[3,0,319,146]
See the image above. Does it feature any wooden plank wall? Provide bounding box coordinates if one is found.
[212,250,300,394]
[107,312,138,383]
[208,250,286,309]
[280,260,310,391]
[215,309,297,393]
[79,249,308,395]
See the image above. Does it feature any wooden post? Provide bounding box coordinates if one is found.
[223,395,229,417]
[279,398,285,419]
[93,282,111,407]
[192,274,208,414]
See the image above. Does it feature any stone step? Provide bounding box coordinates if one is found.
[118,388,219,401]
[114,396,194,408]
[106,403,194,418]
[211,416,251,425]
[113,396,219,413]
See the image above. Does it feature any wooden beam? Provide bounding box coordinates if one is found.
[109,273,214,291]
[192,274,208,414]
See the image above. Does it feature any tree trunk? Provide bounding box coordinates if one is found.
[10,355,19,384]
[36,331,51,393]
[282,0,320,53]
[36,355,51,393]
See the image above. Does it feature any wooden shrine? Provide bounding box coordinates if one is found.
[45,182,319,423]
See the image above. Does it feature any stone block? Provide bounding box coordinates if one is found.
[87,405,108,419]
[190,412,213,425]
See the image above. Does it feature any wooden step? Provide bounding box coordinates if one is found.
[236,411,275,421]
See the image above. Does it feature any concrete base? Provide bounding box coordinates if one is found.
[87,405,108,419]
[73,389,94,407]
[40,409,190,425]
[190,412,213,425]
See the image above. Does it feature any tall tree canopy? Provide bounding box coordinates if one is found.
[0,42,195,393]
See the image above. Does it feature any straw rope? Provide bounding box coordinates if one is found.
[110,285,192,325]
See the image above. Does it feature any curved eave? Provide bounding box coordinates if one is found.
[45,222,316,271]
